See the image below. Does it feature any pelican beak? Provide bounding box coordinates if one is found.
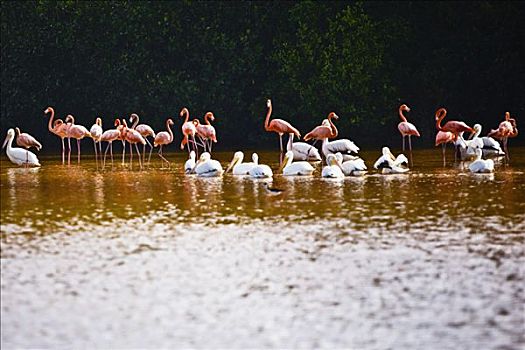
[388,150,396,160]
[225,155,239,173]
[278,154,289,172]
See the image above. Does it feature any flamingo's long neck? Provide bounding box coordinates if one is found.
[399,107,408,122]
[264,103,272,130]
[131,114,139,129]
[205,114,211,125]
[166,121,173,142]
[68,115,76,125]
[183,109,190,124]
[505,112,510,121]
[435,109,446,131]
[328,115,338,138]
[46,108,55,133]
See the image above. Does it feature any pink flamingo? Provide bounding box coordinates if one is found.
[129,113,156,165]
[435,131,457,166]
[397,104,420,152]
[100,119,123,167]
[265,99,301,152]
[180,108,198,156]
[435,108,474,161]
[487,112,517,160]
[44,106,70,164]
[89,117,103,164]
[304,112,338,141]
[14,127,42,164]
[154,118,174,167]
[194,112,217,153]
[122,120,146,169]
[65,115,91,165]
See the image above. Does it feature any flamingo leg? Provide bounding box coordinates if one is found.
[192,135,199,158]
[121,141,126,166]
[61,138,65,165]
[129,142,133,169]
[93,140,98,167]
[158,145,170,167]
[408,135,413,167]
[77,139,81,164]
[146,138,154,164]
[504,138,510,162]
[142,143,146,167]
[442,144,446,167]
[103,142,110,168]
[110,142,114,166]
[402,135,405,152]
[67,137,71,166]
[135,144,143,170]
[279,134,283,152]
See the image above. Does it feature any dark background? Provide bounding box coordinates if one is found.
[1,1,524,152]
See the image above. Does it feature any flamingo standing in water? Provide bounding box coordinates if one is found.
[14,127,42,163]
[122,120,146,169]
[435,131,457,166]
[195,112,217,153]
[89,117,103,164]
[154,118,174,167]
[129,113,156,165]
[304,112,338,142]
[397,104,420,165]
[488,112,517,161]
[44,106,70,164]
[65,115,91,165]
[180,108,198,156]
[264,99,301,152]
[435,108,474,161]
[100,119,123,167]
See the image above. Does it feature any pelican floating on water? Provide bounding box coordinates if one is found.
[467,124,505,159]
[374,147,409,174]
[225,151,257,175]
[469,148,494,173]
[280,150,315,176]
[321,154,345,178]
[335,153,367,176]
[322,138,360,161]
[2,128,41,167]
[286,133,321,161]
[249,158,273,178]
[184,150,196,174]
[193,152,224,177]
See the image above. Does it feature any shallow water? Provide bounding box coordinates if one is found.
[1,148,524,349]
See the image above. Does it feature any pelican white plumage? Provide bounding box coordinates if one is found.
[194,152,223,177]
[184,150,196,174]
[2,129,41,167]
[225,151,258,175]
[373,147,409,174]
[249,163,273,178]
[279,150,315,176]
[467,124,505,159]
[469,148,494,173]
[322,137,360,161]
[286,133,321,161]
[335,153,367,176]
[321,154,344,178]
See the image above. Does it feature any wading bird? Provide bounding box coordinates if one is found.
[397,104,420,153]
[468,148,494,173]
[130,113,156,165]
[89,117,103,164]
[154,118,174,167]
[195,112,217,153]
[487,112,517,161]
[264,99,301,152]
[44,106,69,164]
[180,108,198,156]
[122,120,146,169]
[2,129,40,167]
[435,108,473,162]
[100,119,123,167]
[193,152,224,177]
[14,127,42,163]
[321,154,345,178]
[467,124,504,159]
[304,112,338,142]
[279,150,315,176]
[435,131,457,166]
[374,147,409,174]
[286,133,321,161]
[225,151,258,175]
[65,115,91,165]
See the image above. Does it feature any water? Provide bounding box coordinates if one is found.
[1,148,524,349]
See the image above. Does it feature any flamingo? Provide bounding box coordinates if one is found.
[279,150,315,176]
[264,99,301,152]
[321,154,345,178]
[469,148,494,173]
[435,131,457,166]
[195,112,217,153]
[65,115,91,165]
[180,108,198,156]
[2,129,40,167]
[397,104,420,165]
[193,152,224,177]
[89,117,103,164]
[14,127,42,164]
[184,150,196,174]
[374,147,409,174]
[44,106,70,164]
[129,113,156,165]
[304,112,338,142]
[334,153,367,176]
[225,151,258,175]
[286,133,321,161]
[487,112,517,161]
[122,120,147,170]
[100,119,123,167]
[154,118,174,167]
[435,107,474,161]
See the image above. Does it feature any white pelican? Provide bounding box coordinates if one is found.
[193,152,224,177]
[2,129,41,167]
[322,137,360,161]
[286,133,321,161]
[335,153,367,176]
[373,147,409,174]
[279,150,315,176]
[184,150,196,174]
[225,151,257,175]
[321,154,344,178]
[249,162,273,178]
[469,148,494,173]
[467,124,505,159]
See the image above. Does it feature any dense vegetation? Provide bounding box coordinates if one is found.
[1,1,523,151]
